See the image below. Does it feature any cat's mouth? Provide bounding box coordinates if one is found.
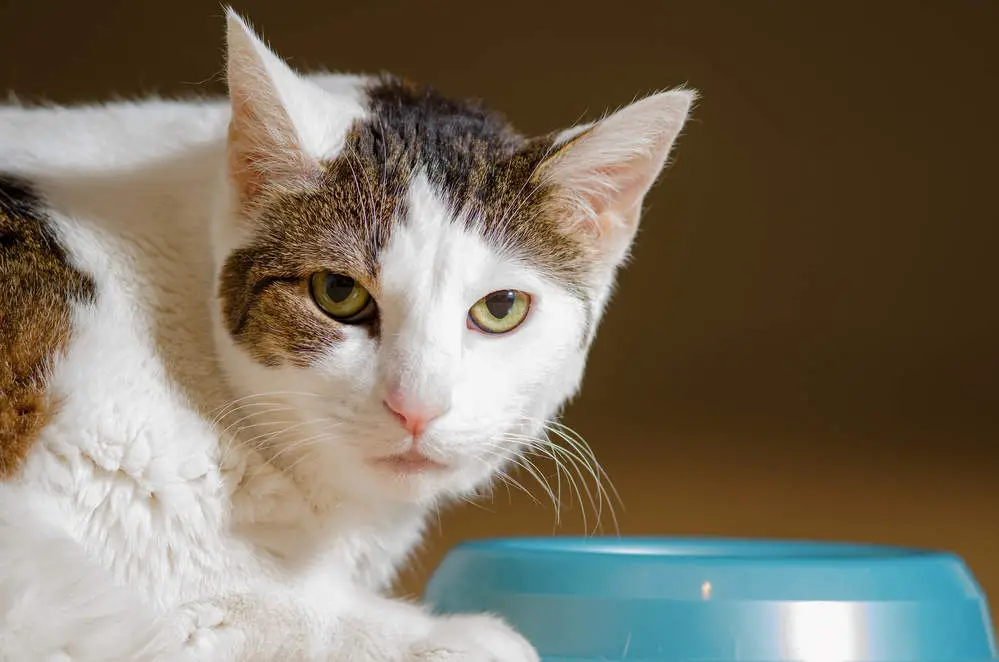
[370,449,448,475]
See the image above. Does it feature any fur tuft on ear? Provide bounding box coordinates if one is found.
[539,88,696,261]
[225,9,321,208]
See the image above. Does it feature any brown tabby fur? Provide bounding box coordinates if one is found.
[0,176,95,477]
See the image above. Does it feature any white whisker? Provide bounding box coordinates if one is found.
[493,415,621,536]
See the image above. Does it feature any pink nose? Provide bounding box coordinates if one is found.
[383,391,446,437]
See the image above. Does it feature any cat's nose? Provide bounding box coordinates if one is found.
[383,390,447,437]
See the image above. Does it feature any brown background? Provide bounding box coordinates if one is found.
[3,0,997,627]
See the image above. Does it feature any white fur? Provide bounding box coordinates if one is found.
[0,10,691,661]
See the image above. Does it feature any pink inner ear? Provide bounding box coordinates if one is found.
[541,89,693,248]
[227,98,263,204]
[226,92,319,210]
[557,148,661,243]
[596,157,656,218]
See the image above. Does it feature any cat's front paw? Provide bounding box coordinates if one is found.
[408,614,539,662]
[147,599,233,661]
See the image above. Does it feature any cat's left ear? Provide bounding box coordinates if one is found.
[537,89,695,264]
[225,9,323,210]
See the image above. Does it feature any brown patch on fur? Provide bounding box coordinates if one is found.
[219,76,602,368]
[0,175,95,477]
[218,155,404,367]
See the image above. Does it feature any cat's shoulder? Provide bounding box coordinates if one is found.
[0,95,227,127]
[0,174,95,477]
[0,74,379,175]
[0,96,231,177]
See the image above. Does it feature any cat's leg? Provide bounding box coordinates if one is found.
[164,589,538,662]
[0,488,188,662]
[405,612,540,662]
[161,592,326,662]
[331,592,539,662]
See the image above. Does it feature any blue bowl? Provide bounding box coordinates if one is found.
[424,536,998,661]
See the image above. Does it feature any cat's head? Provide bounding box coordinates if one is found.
[212,11,693,507]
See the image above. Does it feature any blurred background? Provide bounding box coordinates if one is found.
[3,0,996,623]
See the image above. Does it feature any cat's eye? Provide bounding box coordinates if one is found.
[309,271,374,322]
[468,290,531,335]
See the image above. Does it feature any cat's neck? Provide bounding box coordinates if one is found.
[220,431,429,589]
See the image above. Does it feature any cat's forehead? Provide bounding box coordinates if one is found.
[360,77,527,200]
[377,172,524,303]
[296,76,591,290]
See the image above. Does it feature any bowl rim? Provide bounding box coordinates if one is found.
[449,535,952,563]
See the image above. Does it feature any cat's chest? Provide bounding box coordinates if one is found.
[18,216,244,605]
[229,475,428,594]
[28,350,237,606]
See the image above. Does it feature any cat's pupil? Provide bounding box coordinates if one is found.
[324,274,356,303]
[485,290,516,319]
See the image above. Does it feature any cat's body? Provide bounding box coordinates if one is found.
[0,12,692,662]
[0,92,425,659]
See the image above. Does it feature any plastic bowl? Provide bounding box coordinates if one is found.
[424,536,997,661]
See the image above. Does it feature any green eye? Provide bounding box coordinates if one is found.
[468,290,531,335]
[309,271,374,322]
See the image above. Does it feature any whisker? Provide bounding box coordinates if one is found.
[209,390,322,424]
[545,422,623,515]
[266,428,337,466]
[240,418,317,453]
[244,430,333,480]
[542,424,620,535]
[281,445,325,476]
[471,451,543,508]
[502,416,621,536]
[480,440,559,519]
[454,493,495,513]
[503,434,589,533]
[217,405,297,438]
[497,470,543,507]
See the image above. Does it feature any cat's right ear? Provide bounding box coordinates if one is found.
[532,89,695,267]
[225,9,322,211]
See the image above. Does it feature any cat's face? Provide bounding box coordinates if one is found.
[213,12,693,506]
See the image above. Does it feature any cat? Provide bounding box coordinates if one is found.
[0,9,693,662]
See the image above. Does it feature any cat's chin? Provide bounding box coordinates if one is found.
[340,453,499,506]
[368,449,449,475]
[356,465,460,505]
